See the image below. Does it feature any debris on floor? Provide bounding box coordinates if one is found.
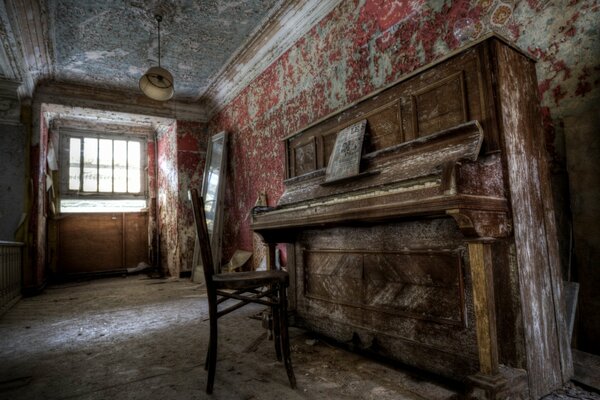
[542,382,600,399]
[0,276,598,400]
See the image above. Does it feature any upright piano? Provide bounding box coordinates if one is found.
[251,35,571,400]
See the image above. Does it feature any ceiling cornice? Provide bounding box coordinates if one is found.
[1,0,342,120]
[0,78,19,98]
[0,78,21,124]
[202,0,343,119]
[3,0,53,99]
[35,81,207,122]
[46,108,170,137]
[0,1,24,83]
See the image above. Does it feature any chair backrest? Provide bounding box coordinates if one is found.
[190,189,215,286]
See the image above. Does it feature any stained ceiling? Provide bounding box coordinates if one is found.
[48,0,280,100]
[0,0,341,120]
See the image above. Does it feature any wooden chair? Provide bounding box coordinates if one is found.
[190,189,296,394]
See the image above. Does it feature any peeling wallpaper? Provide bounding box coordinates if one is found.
[155,120,206,276]
[208,0,599,260]
[157,121,179,276]
[24,116,203,281]
[176,121,208,273]
[513,0,600,168]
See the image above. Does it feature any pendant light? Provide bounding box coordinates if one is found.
[139,15,174,101]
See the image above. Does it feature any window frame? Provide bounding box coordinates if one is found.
[59,129,148,202]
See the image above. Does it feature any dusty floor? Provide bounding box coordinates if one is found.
[0,276,598,400]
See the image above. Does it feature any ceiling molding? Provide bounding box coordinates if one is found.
[35,82,207,122]
[0,79,20,124]
[4,0,53,99]
[202,0,343,119]
[0,1,23,82]
[0,79,20,98]
[0,1,342,120]
[48,111,166,137]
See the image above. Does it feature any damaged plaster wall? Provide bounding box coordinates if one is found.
[207,0,599,331]
[176,121,208,274]
[0,83,26,241]
[157,121,179,276]
[156,120,207,276]
[20,100,205,280]
[24,108,49,291]
[0,123,25,241]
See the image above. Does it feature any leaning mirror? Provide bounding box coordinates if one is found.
[193,131,228,279]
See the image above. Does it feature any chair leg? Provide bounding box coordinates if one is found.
[279,285,296,389]
[204,340,210,371]
[272,301,282,361]
[206,304,218,394]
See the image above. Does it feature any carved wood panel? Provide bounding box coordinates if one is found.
[290,136,316,177]
[285,220,479,378]
[318,100,403,169]
[410,71,468,137]
[284,45,495,179]
[304,249,465,326]
[304,251,363,304]
[320,132,337,167]
[363,100,403,153]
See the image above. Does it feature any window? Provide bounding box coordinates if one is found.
[60,130,147,212]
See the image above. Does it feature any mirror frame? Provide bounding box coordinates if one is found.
[196,131,228,276]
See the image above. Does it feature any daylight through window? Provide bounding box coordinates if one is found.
[60,131,147,212]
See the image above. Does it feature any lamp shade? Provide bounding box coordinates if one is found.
[139,66,174,101]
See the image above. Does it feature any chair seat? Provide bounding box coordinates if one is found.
[213,270,289,289]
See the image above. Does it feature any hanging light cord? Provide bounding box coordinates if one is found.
[156,15,162,68]
[139,13,173,100]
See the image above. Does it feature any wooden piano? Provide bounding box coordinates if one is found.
[251,35,571,400]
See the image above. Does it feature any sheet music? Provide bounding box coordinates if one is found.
[325,119,367,182]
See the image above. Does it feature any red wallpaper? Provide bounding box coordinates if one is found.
[157,122,179,276]
[176,121,208,273]
[155,120,207,276]
[208,0,599,261]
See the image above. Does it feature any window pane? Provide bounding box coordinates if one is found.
[68,138,81,191]
[83,138,98,192]
[61,199,147,213]
[98,139,113,192]
[114,140,127,193]
[63,133,145,205]
[128,141,141,193]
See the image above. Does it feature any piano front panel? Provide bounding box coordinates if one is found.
[285,44,499,180]
[293,220,479,378]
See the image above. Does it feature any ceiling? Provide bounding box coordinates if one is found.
[0,0,342,117]
[49,0,280,100]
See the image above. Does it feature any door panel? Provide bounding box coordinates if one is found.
[123,213,149,268]
[58,212,148,274]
